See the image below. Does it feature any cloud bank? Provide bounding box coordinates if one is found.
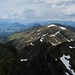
[0,0,75,22]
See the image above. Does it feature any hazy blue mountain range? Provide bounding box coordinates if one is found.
[0,22,26,38]
[24,20,75,32]
[26,20,75,32]
[0,20,75,39]
[35,20,75,27]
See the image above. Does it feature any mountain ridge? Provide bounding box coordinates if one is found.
[6,24,75,51]
[1,23,75,75]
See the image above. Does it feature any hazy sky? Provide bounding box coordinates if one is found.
[0,0,75,22]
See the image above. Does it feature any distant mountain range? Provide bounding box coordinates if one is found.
[0,20,75,43]
[0,21,43,43]
[0,22,26,38]
[0,22,42,38]
[32,20,75,27]
[0,20,75,38]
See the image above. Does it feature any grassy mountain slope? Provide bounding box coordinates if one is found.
[6,24,75,50]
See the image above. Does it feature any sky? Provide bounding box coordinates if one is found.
[0,0,75,23]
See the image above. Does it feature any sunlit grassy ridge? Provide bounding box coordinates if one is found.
[6,24,75,51]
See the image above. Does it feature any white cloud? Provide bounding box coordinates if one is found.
[62,4,75,16]
[45,0,74,5]
[0,0,75,22]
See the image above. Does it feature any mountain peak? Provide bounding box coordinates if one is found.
[6,24,75,50]
[47,24,57,28]
[47,24,66,30]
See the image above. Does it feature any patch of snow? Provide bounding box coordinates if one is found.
[65,72,69,75]
[42,33,48,37]
[71,39,74,41]
[47,24,56,28]
[69,46,75,49]
[50,34,55,37]
[67,39,71,42]
[55,59,57,61]
[37,29,41,32]
[27,44,30,45]
[55,39,59,42]
[51,42,56,46]
[60,54,70,69]
[40,37,44,42]
[37,33,40,35]
[21,59,28,62]
[43,34,46,37]
[30,43,34,46]
[67,38,74,42]
[69,46,73,49]
[60,54,75,75]
[60,27,66,30]
[49,40,56,46]
[50,31,60,37]
[55,31,60,35]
